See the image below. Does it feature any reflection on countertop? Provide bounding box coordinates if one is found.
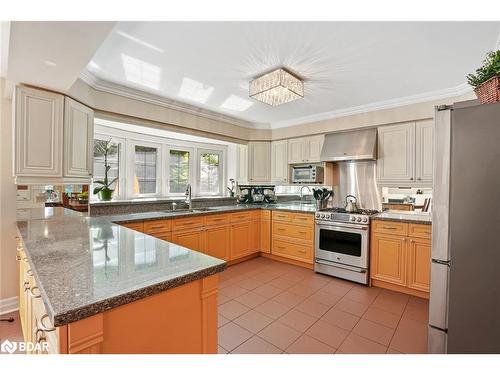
[16,209,226,327]
[373,210,432,224]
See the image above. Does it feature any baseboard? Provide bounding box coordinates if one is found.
[0,296,19,315]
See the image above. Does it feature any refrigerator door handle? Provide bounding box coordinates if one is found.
[429,262,450,330]
[432,259,451,266]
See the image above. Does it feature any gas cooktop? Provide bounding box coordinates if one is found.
[315,207,379,224]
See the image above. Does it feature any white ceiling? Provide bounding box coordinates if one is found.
[85,22,500,128]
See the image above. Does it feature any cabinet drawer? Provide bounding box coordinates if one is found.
[273,222,313,242]
[120,221,144,232]
[144,219,172,234]
[372,220,408,236]
[292,213,314,225]
[272,211,292,222]
[230,211,252,223]
[408,223,432,239]
[272,239,313,264]
[204,213,230,226]
[172,216,204,231]
[261,210,271,220]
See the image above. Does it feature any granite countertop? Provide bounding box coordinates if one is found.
[107,202,317,224]
[16,209,226,327]
[373,210,432,225]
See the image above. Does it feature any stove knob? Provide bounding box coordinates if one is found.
[363,217,368,223]
[357,217,362,222]
[321,214,325,219]
[351,217,356,222]
[325,214,330,220]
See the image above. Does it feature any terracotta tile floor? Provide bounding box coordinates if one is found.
[218,257,429,354]
[0,258,429,355]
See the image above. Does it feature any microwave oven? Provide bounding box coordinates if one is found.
[292,165,324,184]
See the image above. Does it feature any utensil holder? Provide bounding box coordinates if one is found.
[316,200,327,210]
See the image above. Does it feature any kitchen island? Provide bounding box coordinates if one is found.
[16,208,225,354]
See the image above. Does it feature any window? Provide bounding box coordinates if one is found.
[93,139,120,197]
[169,150,190,194]
[134,145,158,195]
[199,151,222,195]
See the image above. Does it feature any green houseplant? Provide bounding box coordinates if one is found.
[467,50,500,104]
[93,139,118,201]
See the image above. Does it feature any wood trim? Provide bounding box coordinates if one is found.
[226,253,260,266]
[371,279,429,299]
[260,252,313,269]
[67,314,104,354]
[200,275,219,354]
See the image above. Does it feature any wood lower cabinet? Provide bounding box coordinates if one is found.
[230,221,252,260]
[407,237,431,292]
[370,232,407,286]
[370,220,431,298]
[203,224,230,260]
[171,228,204,252]
[260,211,271,254]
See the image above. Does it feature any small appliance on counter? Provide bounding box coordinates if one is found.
[236,185,276,204]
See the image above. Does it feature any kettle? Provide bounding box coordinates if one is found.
[344,195,358,213]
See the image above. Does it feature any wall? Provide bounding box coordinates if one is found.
[0,77,18,313]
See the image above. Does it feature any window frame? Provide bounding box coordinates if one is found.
[164,145,194,197]
[91,134,126,201]
[127,139,162,198]
[196,148,224,197]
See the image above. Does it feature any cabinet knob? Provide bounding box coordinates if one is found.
[417,178,422,181]
[409,177,414,181]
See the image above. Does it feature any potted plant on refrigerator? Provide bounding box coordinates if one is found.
[93,139,118,201]
[467,50,500,104]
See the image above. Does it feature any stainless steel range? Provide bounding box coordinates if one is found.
[314,208,378,285]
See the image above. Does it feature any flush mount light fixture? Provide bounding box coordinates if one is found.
[249,68,304,106]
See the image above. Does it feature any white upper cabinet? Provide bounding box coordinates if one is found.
[415,120,434,183]
[64,97,94,178]
[306,135,324,163]
[14,86,64,178]
[271,140,288,183]
[236,144,248,183]
[377,121,433,185]
[287,135,324,164]
[13,85,94,183]
[248,141,271,183]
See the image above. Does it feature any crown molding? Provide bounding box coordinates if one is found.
[79,70,271,130]
[270,83,473,129]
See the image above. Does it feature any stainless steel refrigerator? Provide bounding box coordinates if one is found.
[429,100,500,353]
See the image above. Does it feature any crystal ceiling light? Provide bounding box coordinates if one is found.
[249,68,304,106]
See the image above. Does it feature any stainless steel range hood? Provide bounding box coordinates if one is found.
[320,128,377,161]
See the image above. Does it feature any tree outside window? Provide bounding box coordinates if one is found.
[169,150,190,194]
[134,145,157,194]
[199,152,221,194]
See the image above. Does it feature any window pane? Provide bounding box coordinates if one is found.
[134,145,157,194]
[169,150,190,194]
[93,139,120,197]
[199,152,220,194]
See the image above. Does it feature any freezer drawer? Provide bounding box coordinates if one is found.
[428,260,449,330]
[428,326,447,354]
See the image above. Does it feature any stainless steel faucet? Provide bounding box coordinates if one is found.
[184,184,192,209]
[300,186,312,202]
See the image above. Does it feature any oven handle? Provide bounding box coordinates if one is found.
[315,259,367,273]
[316,222,368,231]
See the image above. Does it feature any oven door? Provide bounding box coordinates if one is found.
[315,221,369,269]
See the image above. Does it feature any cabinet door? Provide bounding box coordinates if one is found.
[204,224,230,260]
[288,138,305,164]
[370,232,407,286]
[260,218,271,254]
[306,135,324,162]
[407,237,431,292]
[230,221,252,260]
[171,229,204,252]
[64,97,94,178]
[377,123,415,183]
[271,140,288,183]
[415,120,434,184]
[14,86,64,177]
[248,142,271,182]
[250,219,261,252]
[236,144,248,183]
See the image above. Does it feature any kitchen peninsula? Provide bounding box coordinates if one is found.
[16,208,226,354]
